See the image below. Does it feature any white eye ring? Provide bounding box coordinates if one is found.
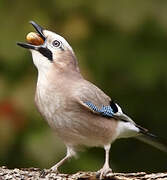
[52,40,61,47]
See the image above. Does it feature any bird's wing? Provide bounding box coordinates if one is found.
[75,79,135,123]
[80,99,135,123]
[74,80,167,153]
[80,100,117,117]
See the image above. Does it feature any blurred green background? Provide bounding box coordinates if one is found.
[0,0,167,174]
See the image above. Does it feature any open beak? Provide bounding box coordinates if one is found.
[17,21,53,60]
[17,21,46,50]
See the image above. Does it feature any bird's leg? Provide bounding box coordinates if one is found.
[40,154,70,177]
[51,146,75,173]
[51,155,70,172]
[97,144,112,179]
[40,153,71,177]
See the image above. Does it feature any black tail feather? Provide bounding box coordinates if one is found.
[135,126,167,153]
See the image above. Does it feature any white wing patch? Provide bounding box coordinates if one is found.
[115,103,123,113]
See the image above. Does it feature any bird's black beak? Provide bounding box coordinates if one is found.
[17,21,53,61]
[30,21,45,40]
[17,21,45,50]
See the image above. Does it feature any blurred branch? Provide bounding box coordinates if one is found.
[0,166,167,180]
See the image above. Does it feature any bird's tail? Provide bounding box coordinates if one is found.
[135,125,167,153]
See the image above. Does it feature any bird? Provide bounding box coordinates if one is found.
[17,21,167,179]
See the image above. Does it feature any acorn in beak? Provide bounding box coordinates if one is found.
[17,21,45,49]
[17,21,53,61]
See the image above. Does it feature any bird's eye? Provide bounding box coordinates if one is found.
[52,40,61,47]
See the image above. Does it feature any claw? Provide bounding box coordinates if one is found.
[97,167,112,180]
[40,169,50,178]
[40,168,59,178]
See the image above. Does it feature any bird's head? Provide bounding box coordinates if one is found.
[17,21,79,73]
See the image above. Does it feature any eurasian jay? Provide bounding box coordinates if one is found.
[17,21,167,179]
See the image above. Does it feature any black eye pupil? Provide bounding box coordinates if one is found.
[52,40,61,47]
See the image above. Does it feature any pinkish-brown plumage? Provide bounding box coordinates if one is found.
[17,21,167,179]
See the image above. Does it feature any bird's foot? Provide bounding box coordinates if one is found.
[96,167,112,180]
[50,165,60,174]
[40,169,50,178]
[40,168,59,178]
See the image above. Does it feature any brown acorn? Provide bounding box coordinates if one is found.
[26,32,44,45]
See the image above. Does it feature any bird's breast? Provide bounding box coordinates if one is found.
[34,77,118,148]
[35,83,64,128]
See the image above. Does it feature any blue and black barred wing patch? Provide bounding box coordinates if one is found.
[84,101,115,118]
[83,101,134,123]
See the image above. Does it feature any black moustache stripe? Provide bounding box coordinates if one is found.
[38,47,53,61]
